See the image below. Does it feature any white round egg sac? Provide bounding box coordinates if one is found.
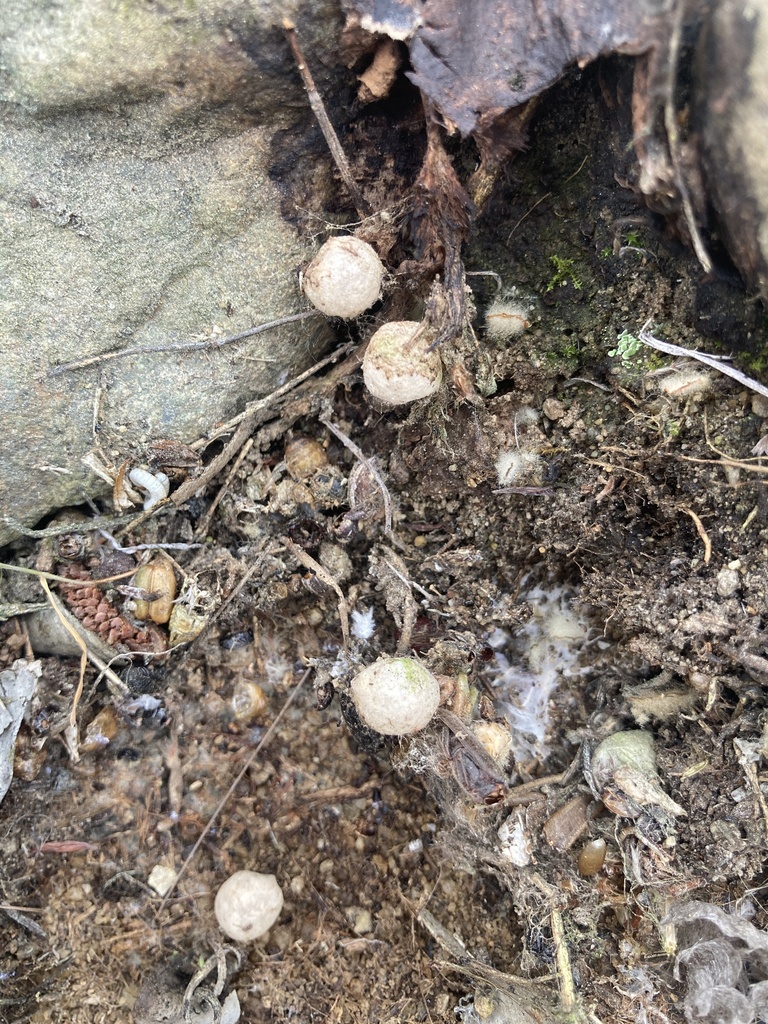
[302,236,384,318]
[362,321,442,405]
[214,870,283,943]
[350,656,441,735]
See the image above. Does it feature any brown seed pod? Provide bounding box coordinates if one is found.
[133,558,177,624]
[578,838,607,876]
[284,437,328,481]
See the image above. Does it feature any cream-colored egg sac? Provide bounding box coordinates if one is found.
[362,321,442,405]
[350,656,441,735]
[214,870,284,943]
[302,236,384,318]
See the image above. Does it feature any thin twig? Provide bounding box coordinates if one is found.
[40,580,85,753]
[638,320,768,399]
[194,438,254,540]
[550,903,577,1013]
[167,347,352,512]
[157,669,310,912]
[679,506,712,564]
[283,538,350,647]
[1,511,140,540]
[0,562,136,587]
[198,342,355,444]
[320,416,393,535]
[86,650,131,699]
[283,20,371,220]
[49,311,321,376]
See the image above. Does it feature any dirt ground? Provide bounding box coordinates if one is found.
[3,56,768,1024]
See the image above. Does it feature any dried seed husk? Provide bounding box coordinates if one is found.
[133,558,176,624]
[168,604,206,646]
[231,680,268,724]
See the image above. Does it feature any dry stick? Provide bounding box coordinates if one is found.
[320,416,394,535]
[194,438,254,540]
[638,320,768,399]
[168,347,353,512]
[283,20,371,220]
[0,561,137,587]
[39,580,86,743]
[282,537,350,647]
[157,668,311,913]
[679,506,712,564]
[550,903,577,1013]
[199,342,355,444]
[1,510,140,540]
[48,311,321,376]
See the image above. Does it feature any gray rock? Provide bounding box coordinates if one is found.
[0,0,343,545]
[696,0,768,302]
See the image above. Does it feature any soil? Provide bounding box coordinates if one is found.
[3,56,768,1024]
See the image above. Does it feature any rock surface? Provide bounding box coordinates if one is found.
[696,0,768,302]
[0,0,342,545]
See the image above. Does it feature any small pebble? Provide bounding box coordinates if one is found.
[716,567,740,598]
[542,397,565,421]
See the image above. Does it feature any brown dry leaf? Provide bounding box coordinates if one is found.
[348,0,661,139]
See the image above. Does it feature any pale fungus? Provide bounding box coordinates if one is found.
[214,870,284,943]
[484,288,535,342]
[302,236,384,318]
[362,321,442,405]
[350,656,440,735]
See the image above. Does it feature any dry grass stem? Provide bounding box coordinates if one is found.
[49,311,321,376]
[321,416,394,535]
[157,668,310,912]
[639,320,768,398]
[679,506,712,564]
[283,21,371,220]
[283,537,350,646]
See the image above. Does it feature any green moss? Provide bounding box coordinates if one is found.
[546,254,583,292]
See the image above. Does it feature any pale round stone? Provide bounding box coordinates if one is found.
[214,870,283,943]
[350,656,440,735]
[362,321,442,405]
[302,236,384,318]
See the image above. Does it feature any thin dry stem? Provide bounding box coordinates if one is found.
[49,311,320,376]
[283,537,350,647]
[283,21,371,220]
[320,416,394,535]
[156,668,310,912]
